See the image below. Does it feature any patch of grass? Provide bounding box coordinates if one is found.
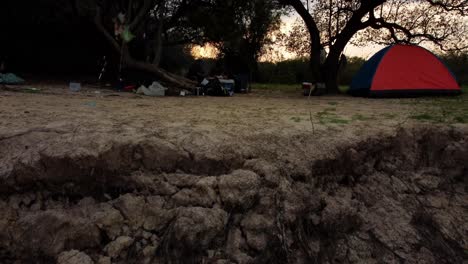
[316,110,329,117]
[324,107,337,112]
[290,116,302,123]
[453,115,468,124]
[327,117,350,124]
[382,113,397,119]
[462,85,468,93]
[316,110,349,125]
[252,83,351,94]
[410,113,435,121]
[251,83,299,93]
[338,86,349,94]
[400,85,468,124]
[351,114,373,121]
[328,101,339,106]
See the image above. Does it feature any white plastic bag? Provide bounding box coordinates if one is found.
[136,82,167,96]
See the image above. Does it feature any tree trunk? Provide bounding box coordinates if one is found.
[152,21,164,66]
[323,64,339,93]
[322,51,341,93]
[309,39,322,83]
[152,3,165,66]
[288,0,323,86]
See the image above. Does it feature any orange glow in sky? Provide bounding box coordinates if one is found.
[191,44,220,59]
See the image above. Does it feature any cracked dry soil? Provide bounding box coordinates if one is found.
[0,127,467,264]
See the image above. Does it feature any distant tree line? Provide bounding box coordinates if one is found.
[443,52,468,86]
[255,52,468,86]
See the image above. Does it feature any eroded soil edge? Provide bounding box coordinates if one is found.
[0,127,467,264]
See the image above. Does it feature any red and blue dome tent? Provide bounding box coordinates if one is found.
[349,44,461,97]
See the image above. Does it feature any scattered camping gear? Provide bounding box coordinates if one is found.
[219,79,235,96]
[200,78,235,96]
[349,44,461,97]
[136,81,167,96]
[0,73,25,84]
[180,90,191,96]
[201,79,209,86]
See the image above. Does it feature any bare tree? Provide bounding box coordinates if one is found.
[279,0,468,92]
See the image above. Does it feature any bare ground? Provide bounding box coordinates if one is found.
[0,84,467,264]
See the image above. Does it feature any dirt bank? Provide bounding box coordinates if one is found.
[0,125,466,264]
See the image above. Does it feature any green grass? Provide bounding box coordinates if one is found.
[290,116,302,123]
[251,83,299,93]
[316,110,350,125]
[324,107,337,112]
[382,113,398,119]
[327,117,350,124]
[404,85,468,124]
[454,115,468,123]
[352,114,373,121]
[338,86,349,94]
[252,84,350,94]
[253,83,468,125]
[410,113,437,121]
[252,83,466,95]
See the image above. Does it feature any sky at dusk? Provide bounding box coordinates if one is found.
[278,15,384,59]
[193,11,467,62]
[192,15,385,62]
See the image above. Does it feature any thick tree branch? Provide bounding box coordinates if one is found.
[425,0,467,15]
[129,0,153,31]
